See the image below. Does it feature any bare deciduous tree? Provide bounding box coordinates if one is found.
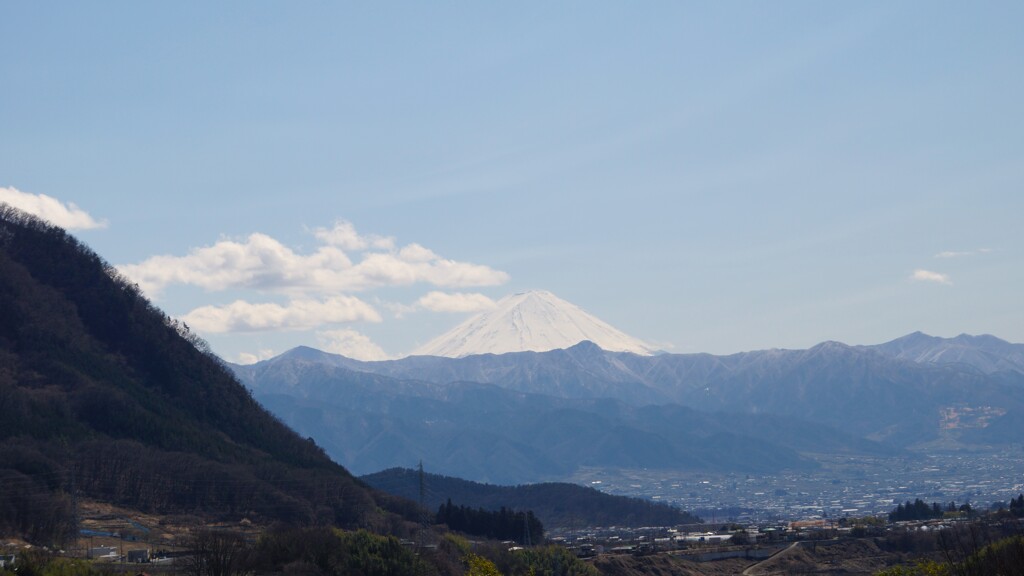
[183,530,251,576]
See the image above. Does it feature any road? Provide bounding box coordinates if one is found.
[741,541,799,575]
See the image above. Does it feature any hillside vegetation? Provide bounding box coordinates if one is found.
[0,206,414,544]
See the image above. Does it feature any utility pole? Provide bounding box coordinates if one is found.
[70,465,80,557]
[569,513,576,546]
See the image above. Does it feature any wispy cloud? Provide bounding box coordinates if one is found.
[119,221,509,297]
[415,291,497,313]
[181,296,381,333]
[0,186,107,230]
[379,299,418,320]
[934,248,993,258]
[316,328,390,361]
[911,269,952,285]
[236,349,277,365]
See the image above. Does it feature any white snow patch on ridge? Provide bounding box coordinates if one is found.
[413,290,655,357]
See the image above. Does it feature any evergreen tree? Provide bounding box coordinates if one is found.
[889,499,945,522]
[437,501,544,543]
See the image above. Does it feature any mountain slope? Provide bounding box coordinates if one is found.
[0,206,407,543]
[413,290,655,357]
[234,351,905,484]
[247,334,1024,453]
[630,341,1015,443]
[612,340,1024,445]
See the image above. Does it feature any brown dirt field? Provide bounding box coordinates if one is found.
[591,539,934,576]
[70,499,260,557]
[592,552,756,576]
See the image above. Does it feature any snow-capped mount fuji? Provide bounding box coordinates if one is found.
[413,290,657,357]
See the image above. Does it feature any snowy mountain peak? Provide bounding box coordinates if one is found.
[412,290,656,358]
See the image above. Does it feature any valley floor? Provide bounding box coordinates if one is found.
[570,449,1024,521]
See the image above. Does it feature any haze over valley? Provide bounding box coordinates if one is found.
[4,3,1024,574]
[231,289,1024,518]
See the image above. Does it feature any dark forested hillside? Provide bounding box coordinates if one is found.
[362,468,700,529]
[0,206,409,544]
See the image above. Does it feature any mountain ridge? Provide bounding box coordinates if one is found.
[865,331,1024,375]
[233,331,1024,485]
[233,343,908,484]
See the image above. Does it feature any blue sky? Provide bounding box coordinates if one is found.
[3,2,1022,362]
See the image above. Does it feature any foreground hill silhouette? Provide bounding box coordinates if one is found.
[363,468,700,529]
[0,206,413,544]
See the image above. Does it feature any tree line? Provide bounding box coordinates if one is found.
[436,500,544,545]
[888,498,972,522]
[1009,494,1024,517]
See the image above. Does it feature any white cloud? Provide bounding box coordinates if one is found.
[181,296,381,333]
[313,221,394,251]
[236,349,277,365]
[911,269,952,285]
[0,186,107,230]
[398,243,437,262]
[118,224,509,297]
[416,291,497,313]
[317,328,390,361]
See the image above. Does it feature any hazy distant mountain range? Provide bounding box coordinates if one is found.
[231,329,1024,484]
[239,363,872,483]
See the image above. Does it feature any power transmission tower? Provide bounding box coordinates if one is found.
[416,461,428,551]
[418,460,428,527]
[522,512,532,547]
